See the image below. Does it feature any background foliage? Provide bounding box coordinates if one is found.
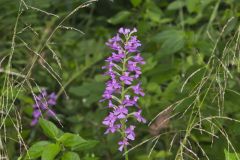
[1,0,240,159]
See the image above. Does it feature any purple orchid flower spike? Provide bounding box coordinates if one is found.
[31,89,57,126]
[101,28,146,154]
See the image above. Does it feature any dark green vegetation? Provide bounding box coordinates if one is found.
[1,0,240,159]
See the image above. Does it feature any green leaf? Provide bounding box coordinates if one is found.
[130,0,142,7]
[39,118,63,140]
[69,82,104,107]
[153,30,185,56]
[72,140,98,151]
[59,133,86,148]
[155,150,172,158]
[107,11,131,25]
[167,1,185,10]
[59,133,98,151]
[25,141,51,159]
[146,82,161,93]
[145,8,162,23]
[94,74,108,82]
[41,143,61,160]
[61,152,80,160]
[186,0,200,13]
[69,82,104,97]
[224,149,240,160]
[69,86,89,97]
[17,156,23,160]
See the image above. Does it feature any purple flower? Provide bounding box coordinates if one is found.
[102,113,121,134]
[106,79,121,91]
[123,95,137,107]
[31,119,38,126]
[125,125,136,140]
[102,90,113,100]
[132,83,145,96]
[101,77,122,102]
[103,61,117,79]
[133,69,142,79]
[106,34,122,51]
[114,106,128,119]
[120,72,133,85]
[127,60,142,78]
[127,61,140,71]
[134,110,146,123]
[119,27,137,36]
[41,89,47,97]
[125,36,141,53]
[108,100,114,108]
[33,109,41,118]
[48,93,57,105]
[133,53,145,64]
[105,124,121,134]
[111,52,125,62]
[40,102,48,110]
[118,138,129,152]
[101,28,146,152]
[102,112,117,127]
[31,89,57,126]
[119,28,131,35]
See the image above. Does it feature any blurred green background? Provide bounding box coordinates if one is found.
[1,0,240,159]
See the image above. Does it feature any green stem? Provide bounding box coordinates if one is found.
[120,39,129,160]
[124,145,129,160]
[120,119,129,160]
